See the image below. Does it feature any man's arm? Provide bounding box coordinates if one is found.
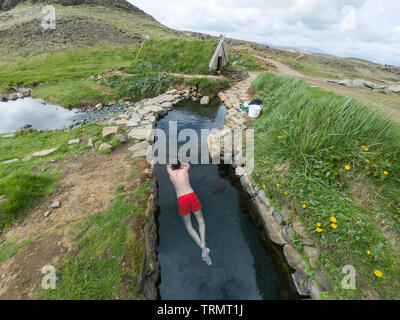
[166,165,174,176]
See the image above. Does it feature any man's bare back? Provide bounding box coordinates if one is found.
[167,163,194,198]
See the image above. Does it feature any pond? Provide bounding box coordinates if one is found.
[155,101,298,300]
[0,98,87,134]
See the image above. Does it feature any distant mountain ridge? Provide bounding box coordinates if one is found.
[0,0,143,12]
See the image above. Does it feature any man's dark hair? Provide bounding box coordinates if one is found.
[171,160,182,170]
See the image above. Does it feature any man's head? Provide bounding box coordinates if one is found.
[171,160,182,170]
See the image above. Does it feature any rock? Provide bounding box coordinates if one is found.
[200,96,210,105]
[129,141,151,157]
[146,129,156,144]
[88,138,94,147]
[256,190,271,208]
[44,211,52,218]
[281,225,294,244]
[240,174,255,197]
[2,133,14,138]
[32,148,57,157]
[235,166,246,177]
[388,85,400,95]
[9,93,19,100]
[139,105,164,116]
[307,279,321,300]
[128,126,153,141]
[283,244,306,271]
[161,102,174,109]
[292,216,311,242]
[22,156,32,162]
[102,126,119,138]
[1,158,19,164]
[99,143,112,153]
[51,201,61,209]
[95,103,103,109]
[115,134,127,144]
[292,270,310,296]
[270,207,284,225]
[314,270,331,291]
[263,213,287,246]
[94,140,103,147]
[304,245,320,268]
[68,138,80,145]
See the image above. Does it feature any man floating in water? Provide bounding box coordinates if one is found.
[167,161,212,266]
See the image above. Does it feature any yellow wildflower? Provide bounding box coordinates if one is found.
[316,228,324,233]
[317,223,322,227]
[364,148,369,151]
[284,192,288,196]
[374,270,383,278]
[367,250,371,255]
[330,217,337,223]
[303,203,307,209]
[276,184,280,188]
[331,224,338,230]
[263,185,266,189]
[345,165,351,171]
[384,171,389,176]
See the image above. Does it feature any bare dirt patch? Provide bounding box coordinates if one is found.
[0,144,148,299]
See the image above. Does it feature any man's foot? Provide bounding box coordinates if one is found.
[202,247,212,266]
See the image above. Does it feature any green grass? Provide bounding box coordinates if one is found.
[184,77,230,95]
[0,237,34,264]
[32,80,118,108]
[102,72,177,101]
[0,44,136,87]
[292,60,345,79]
[251,72,400,299]
[0,124,102,232]
[40,188,148,300]
[228,52,263,72]
[124,38,217,74]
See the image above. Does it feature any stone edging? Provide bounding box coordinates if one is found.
[208,89,331,300]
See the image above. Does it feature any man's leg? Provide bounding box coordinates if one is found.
[181,214,202,249]
[194,210,212,266]
[193,210,206,247]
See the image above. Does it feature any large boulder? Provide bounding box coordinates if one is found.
[102,126,119,138]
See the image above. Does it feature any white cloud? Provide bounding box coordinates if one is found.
[128,0,400,66]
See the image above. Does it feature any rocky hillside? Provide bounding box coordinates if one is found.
[0,0,143,12]
[0,0,184,58]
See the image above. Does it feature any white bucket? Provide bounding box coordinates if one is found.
[248,104,262,118]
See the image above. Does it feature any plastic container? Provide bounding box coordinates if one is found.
[248,104,262,118]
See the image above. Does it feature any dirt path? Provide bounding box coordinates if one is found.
[252,54,400,123]
[0,145,149,299]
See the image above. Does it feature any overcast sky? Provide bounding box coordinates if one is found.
[128,0,400,66]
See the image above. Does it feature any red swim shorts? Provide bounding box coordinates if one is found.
[177,193,202,217]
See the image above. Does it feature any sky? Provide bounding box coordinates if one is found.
[128,0,400,66]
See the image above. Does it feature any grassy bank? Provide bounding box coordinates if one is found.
[0,124,102,232]
[0,44,136,87]
[102,72,177,101]
[250,72,400,299]
[32,80,118,108]
[124,38,217,74]
[184,77,230,95]
[40,185,149,300]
